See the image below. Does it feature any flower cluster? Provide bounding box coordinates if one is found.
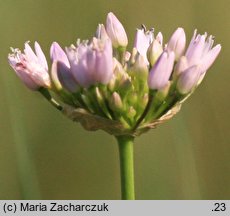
[8,12,221,136]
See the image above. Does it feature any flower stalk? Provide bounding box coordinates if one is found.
[133,90,156,131]
[116,135,135,200]
[39,88,63,111]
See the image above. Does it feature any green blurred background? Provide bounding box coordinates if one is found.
[0,0,229,199]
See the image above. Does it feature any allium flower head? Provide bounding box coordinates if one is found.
[8,42,51,90]
[8,12,221,136]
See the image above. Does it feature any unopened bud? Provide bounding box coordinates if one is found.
[139,93,149,110]
[95,87,112,119]
[108,75,116,91]
[113,57,125,79]
[147,39,163,66]
[127,106,136,118]
[148,51,175,90]
[109,92,123,111]
[106,12,128,48]
[167,27,186,60]
[132,54,148,78]
[130,48,138,64]
[118,75,133,93]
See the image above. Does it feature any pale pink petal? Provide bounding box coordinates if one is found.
[200,44,221,73]
[50,42,70,67]
[35,41,48,70]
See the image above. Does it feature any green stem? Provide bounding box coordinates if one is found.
[39,88,63,111]
[116,135,135,200]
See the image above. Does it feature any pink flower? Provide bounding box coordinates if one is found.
[134,28,153,64]
[8,42,51,90]
[167,28,186,60]
[106,12,128,48]
[185,30,221,73]
[50,42,70,67]
[66,38,114,88]
[50,42,78,92]
[176,31,221,94]
[148,51,175,90]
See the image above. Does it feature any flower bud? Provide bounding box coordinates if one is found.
[113,57,125,78]
[177,65,200,94]
[148,51,175,90]
[109,92,123,111]
[130,48,138,64]
[118,75,132,93]
[50,42,78,92]
[108,75,116,91]
[130,54,148,92]
[167,28,186,60]
[147,39,163,66]
[106,12,128,48]
[51,61,78,92]
[132,54,148,77]
[95,87,112,119]
[139,93,148,110]
[127,106,136,118]
[111,58,127,92]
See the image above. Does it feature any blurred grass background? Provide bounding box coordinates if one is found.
[0,0,229,199]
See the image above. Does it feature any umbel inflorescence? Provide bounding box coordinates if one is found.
[8,12,221,136]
